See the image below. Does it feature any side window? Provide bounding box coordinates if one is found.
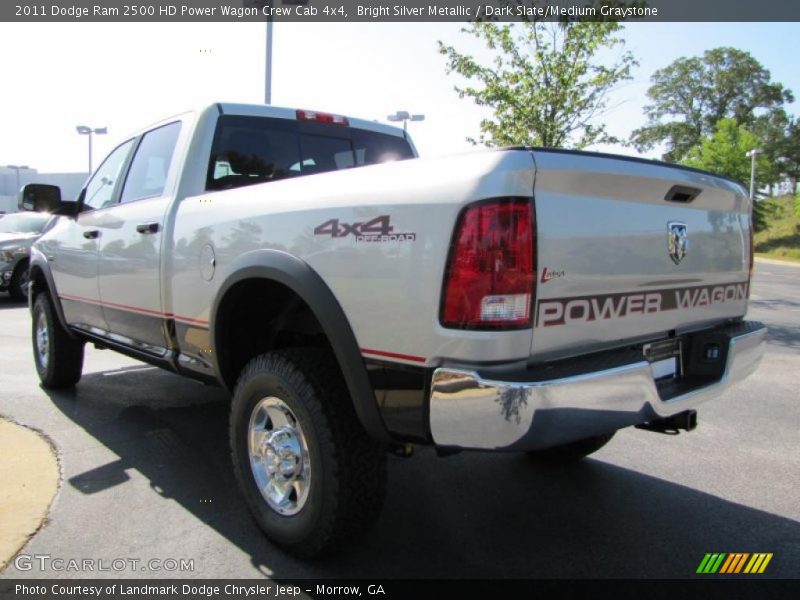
[207,116,300,191]
[120,122,181,203]
[81,139,135,210]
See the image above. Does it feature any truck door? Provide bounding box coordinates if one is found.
[50,139,135,331]
[95,121,182,355]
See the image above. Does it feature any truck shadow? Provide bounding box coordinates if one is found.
[42,366,799,578]
[748,296,800,349]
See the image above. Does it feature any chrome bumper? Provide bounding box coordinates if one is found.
[429,323,767,451]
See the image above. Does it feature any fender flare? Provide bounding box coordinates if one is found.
[211,249,392,444]
[28,249,78,339]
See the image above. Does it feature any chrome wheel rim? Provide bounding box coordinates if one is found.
[248,396,311,516]
[35,309,49,369]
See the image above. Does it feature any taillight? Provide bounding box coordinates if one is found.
[441,198,535,329]
[296,109,349,126]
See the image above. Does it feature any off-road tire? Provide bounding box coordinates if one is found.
[9,260,30,302]
[32,292,84,388]
[526,431,616,463]
[230,348,387,558]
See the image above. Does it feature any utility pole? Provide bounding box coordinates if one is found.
[261,0,309,104]
[76,125,108,173]
[265,18,273,104]
[746,148,763,201]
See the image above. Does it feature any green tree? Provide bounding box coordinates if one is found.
[780,117,800,195]
[683,118,767,185]
[752,110,790,194]
[631,48,793,162]
[683,118,769,229]
[438,18,637,148]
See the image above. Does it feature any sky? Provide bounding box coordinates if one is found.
[0,21,799,174]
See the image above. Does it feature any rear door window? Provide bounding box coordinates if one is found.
[207,117,300,191]
[120,121,181,203]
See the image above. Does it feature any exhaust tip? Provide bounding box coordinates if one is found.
[636,410,697,435]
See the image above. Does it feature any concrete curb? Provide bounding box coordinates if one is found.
[755,256,800,268]
[0,417,59,571]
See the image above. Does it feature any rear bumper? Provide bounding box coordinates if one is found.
[429,321,767,451]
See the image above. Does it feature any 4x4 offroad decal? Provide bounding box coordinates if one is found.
[314,215,416,243]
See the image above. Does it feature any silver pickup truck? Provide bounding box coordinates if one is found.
[23,103,766,557]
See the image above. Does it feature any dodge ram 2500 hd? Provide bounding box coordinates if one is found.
[23,103,766,557]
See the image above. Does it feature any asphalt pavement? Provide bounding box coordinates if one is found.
[0,261,798,579]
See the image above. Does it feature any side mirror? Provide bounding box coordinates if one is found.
[19,184,76,216]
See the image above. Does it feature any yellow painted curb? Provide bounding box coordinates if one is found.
[0,418,59,570]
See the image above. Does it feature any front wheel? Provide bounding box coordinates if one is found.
[32,293,85,388]
[526,431,616,463]
[230,349,386,558]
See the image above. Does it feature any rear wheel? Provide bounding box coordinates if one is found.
[230,349,386,558]
[9,260,30,302]
[526,431,615,463]
[32,293,84,388]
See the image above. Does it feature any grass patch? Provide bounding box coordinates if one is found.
[754,195,800,262]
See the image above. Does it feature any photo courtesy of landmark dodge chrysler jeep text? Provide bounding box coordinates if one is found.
[21,104,766,557]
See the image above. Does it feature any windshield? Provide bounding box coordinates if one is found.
[0,213,51,234]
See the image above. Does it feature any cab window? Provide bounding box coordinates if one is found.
[81,139,135,210]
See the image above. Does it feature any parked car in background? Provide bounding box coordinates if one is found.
[0,212,55,301]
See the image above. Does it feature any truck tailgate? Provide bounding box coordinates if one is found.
[530,149,752,361]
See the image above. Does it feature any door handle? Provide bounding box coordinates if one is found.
[83,230,100,239]
[136,222,160,234]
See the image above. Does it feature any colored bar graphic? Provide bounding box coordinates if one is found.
[698,553,727,573]
[719,554,735,574]
[733,553,750,573]
[719,553,741,574]
[697,553,714,573]
[759,553,773,573]
[710,553,726,573]
[699,552,773,574]
[744,554,760,574]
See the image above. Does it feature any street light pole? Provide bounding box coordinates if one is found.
[76,125,108,173]
[260,0,309,105]
[265,18,273,104]
[387,111,425,134]
[746,148,763,201]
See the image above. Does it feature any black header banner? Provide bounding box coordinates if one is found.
[4,0,800,22]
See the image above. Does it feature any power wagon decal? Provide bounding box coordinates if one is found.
[536,281,749,327]
[314,215,416,243]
